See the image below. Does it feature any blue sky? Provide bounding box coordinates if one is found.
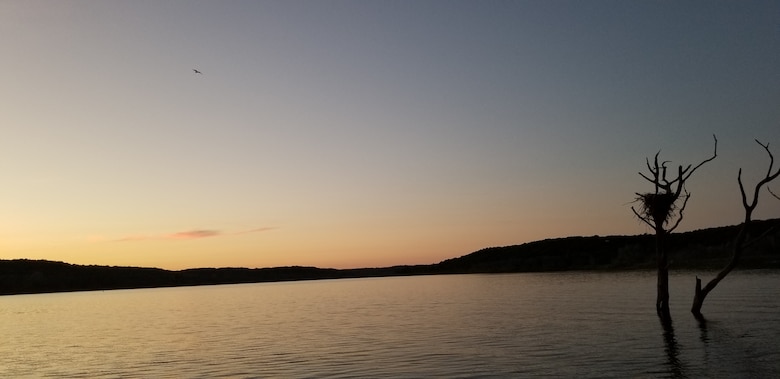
[1,1,779,269]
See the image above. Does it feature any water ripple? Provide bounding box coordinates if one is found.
[1,271,778,378]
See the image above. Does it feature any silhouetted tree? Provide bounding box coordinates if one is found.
[691,140,780,319]
[632,135,717,320]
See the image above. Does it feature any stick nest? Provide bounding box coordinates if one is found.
[635,192,678,224]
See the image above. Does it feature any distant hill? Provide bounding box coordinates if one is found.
[436,219,780,273]
[0,260,436,296]
[2,219,779,296]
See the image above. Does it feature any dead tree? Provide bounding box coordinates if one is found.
[632,135,717,320]
[691,140,780,319]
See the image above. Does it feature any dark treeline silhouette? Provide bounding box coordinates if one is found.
[437,218,780,273]
[2,219,779,296]
[0,261,437,296]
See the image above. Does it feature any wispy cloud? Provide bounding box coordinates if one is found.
[168,230,221,240]
[110,227,276,242]
[233,227,277,235]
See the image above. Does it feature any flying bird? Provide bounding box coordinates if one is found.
[193,69,202,74]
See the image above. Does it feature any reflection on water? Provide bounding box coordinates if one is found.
[1,270,778,378]
[660,316,685,379]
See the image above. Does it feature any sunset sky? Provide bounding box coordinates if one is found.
[2,1,779,270]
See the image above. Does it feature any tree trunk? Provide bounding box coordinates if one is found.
[691,262,739,319]
[656,227,671,321]
[691,276,705,320]
[691,219,749,318]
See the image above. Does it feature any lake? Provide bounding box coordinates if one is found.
[1,270,778,378]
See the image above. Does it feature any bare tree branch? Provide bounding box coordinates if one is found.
[683,134,718,182]
[758,140,774,178]
[769,187,780,201]
[741,140,780,217]
[638,171,655,184]
[632,205,655,229]
[645,155,655,175]
[738,168,749,211]
[633,135,718,231]
[743,224,779,250]
[692,138,780,319]
[667,190,690,233]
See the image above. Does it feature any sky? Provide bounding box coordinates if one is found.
[2,1,779,270]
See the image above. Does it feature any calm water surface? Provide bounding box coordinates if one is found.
[1,270,779,378]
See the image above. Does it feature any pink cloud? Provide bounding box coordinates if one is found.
[111,227,276,242]
[167,230,221,240]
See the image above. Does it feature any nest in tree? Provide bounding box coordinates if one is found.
[635,192,677,224]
